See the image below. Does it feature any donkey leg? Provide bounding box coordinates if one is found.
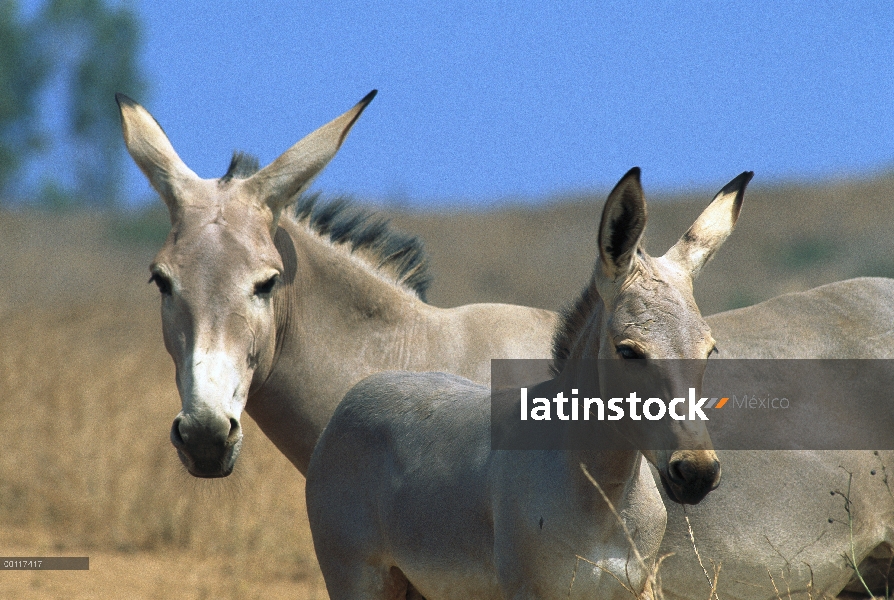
[319,561,410,600]
[839,543,894,598]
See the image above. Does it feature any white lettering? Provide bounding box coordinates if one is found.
[520,387,527,421]
[608,398,624,420]
[584,397,604,420]
[531,397,550,420]
[670,397,686,420]
[643,397,666,420]
[626,392,642,420]
[554,392,569,420]
[688,387,709,421]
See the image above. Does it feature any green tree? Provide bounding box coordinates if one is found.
[0,0,50,200]
[43,0,146,205]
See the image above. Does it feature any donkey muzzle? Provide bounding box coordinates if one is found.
[170,413,242,478]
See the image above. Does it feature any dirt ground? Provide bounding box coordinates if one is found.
[0,525,327,599]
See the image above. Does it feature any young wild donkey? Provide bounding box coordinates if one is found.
[305,168,747,600]
[116,91,556,477]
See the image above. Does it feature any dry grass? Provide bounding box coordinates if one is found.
[391,172,894,314]
[0,211,325,597]
[1,171,893,597]
[0,299,326,597]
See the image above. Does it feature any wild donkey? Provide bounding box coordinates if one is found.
[116,91,555,477]
[658,284,894,600]
[119,92,894,599]
[305,168,736,600]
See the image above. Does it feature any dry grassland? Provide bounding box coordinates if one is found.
[1,172,893,598]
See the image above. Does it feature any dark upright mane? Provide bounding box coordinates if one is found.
[293,194,432,302]
[217,151,431,301]
[550,280,599,376]
[220,151,261,185]
[551,249,653,375]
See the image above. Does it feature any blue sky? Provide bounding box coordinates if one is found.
[30,1,894,206]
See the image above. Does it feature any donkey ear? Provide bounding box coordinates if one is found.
[664,171,753,279]
[598,167,648,280]
[243,90,377,229]
[116,93,199,211]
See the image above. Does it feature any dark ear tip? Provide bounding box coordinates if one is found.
[606,167,644,203]
[721,171,754,194]
[360,89,378,106]
[115,92,135,108]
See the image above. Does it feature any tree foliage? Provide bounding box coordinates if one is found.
[0,0,50,197]
[0,0,146,205]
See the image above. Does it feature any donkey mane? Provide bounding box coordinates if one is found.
[550,280,599,375]
[220,151,261,184]
[293,194,432,302]
[217,152,432,302]
[551,249,656,374]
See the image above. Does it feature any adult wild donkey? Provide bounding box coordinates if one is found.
[116,91,555,477]
[305,167,737,600]
[657,284,894,600]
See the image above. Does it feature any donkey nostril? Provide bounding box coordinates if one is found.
[710,460,722,489]
[171,417,186,445]
[668,459,694,484]
[668,457,721,490]
[226,418,241,446]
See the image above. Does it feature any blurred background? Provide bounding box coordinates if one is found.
[2,1,894,598]
[2,0,894,207]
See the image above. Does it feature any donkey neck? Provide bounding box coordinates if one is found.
[554,280,608,366]
[572,450,646,518]
[279,216,420,326]
[549,286,646,504]
[245,216,433,474]
[532,372,642,500]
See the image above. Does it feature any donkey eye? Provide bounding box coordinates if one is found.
[253,275,279,297]
[149,272,172,296]
[616,345,644,360]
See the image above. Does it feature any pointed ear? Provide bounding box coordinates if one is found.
[663,171,753,279]
[243,90,377,230]
[116,93,199,212]
[598,167,648,280]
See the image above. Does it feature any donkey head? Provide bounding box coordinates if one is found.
[118,91,376,477]
[560,167,752,503]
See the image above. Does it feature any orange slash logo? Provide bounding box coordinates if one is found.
[706,397,728,409]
